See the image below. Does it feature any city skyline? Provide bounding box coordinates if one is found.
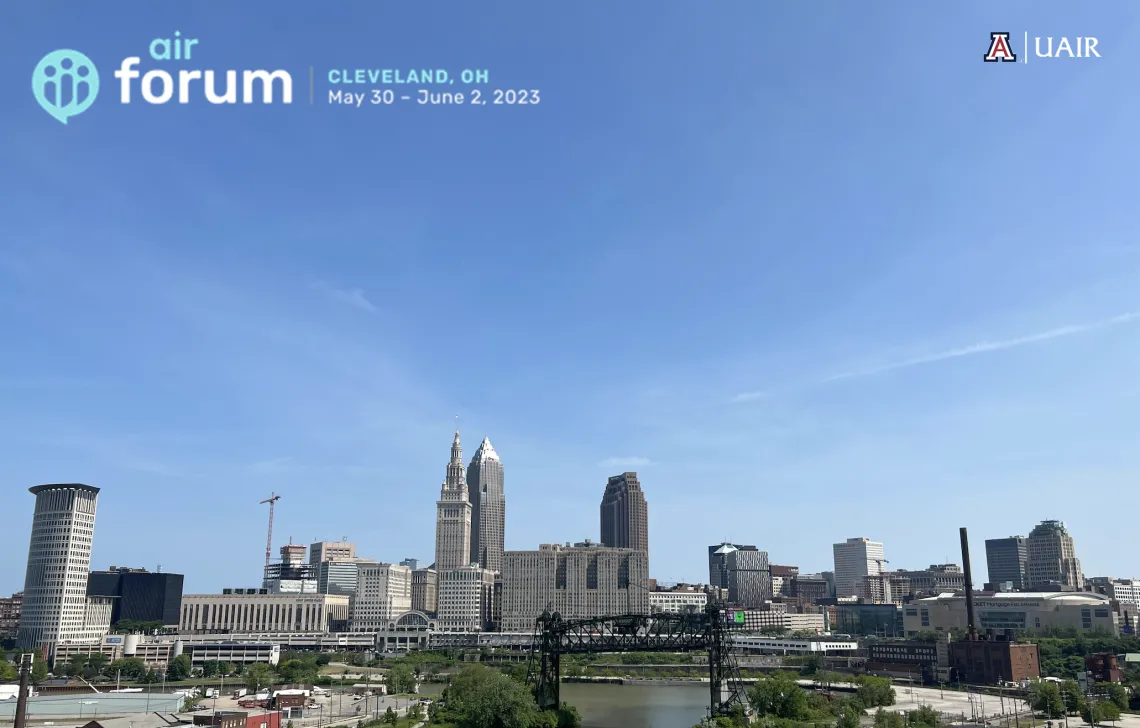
[3,2,1140,592]
[1,472,1127,596]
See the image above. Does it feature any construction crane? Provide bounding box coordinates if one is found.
[259,492,281,576]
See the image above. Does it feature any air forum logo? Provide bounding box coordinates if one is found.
[32,49,100,124]
[32,33,293,125]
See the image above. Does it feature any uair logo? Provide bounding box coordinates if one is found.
[33,49,100,124]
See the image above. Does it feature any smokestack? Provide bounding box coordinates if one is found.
[959,527,977,641]
[13,653,32,728]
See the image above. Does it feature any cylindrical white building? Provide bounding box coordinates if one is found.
[17,483,101,651]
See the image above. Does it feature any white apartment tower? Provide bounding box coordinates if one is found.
[350,563,412,631]
[832,537,886,598]
[17,484,113,653]
[435,430,472,572]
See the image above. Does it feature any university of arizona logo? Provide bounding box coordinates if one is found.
[984,32,1017,63]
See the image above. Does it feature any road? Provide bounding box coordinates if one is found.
[800,682,1037,721]
[204,690,426,728]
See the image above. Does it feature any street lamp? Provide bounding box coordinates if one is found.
[80,700,99,720]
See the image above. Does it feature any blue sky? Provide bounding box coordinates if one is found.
[2,2,1138,594]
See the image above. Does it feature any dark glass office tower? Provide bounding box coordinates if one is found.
[984,536,1027,591]
[87,567,184,625]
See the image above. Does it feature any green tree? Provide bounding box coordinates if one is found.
[88,652,109,676]
[0,656,17,682]
[1098,682,1129,710]
[554,702,581,728]
[800,655,824,676]
[1092,700,1122,723]
[244,662,274,692]
[386,663,417,694]
[276,659,318,685]
[1028,680,1066,718]
[223,662,238,676]
[384,706,398,725]
[167,654,192,681]
[31,655,49,682]
[1060,680,1087,716]
[908,705,940,727]
[748,671,811,720]
[108,657,146,681]
[202,660,221,678]
[836,701,863,728]
[874,708,904,728]
[854,675,896,708]
[442,665,544,728]
[66,654,88,677]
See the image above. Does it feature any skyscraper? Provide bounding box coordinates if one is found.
[17,484,113,652]
[709,543,759,589]
[600,472,649,556]
[832,537,886,598]
[435,430,472,571]
[1026,520,1083,591]
[467,437,506,573]
[725,548,772,607]
[985,536,1027,590]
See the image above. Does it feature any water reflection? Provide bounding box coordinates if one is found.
[561,683,708,728]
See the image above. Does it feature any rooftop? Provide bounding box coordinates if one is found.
[919,591,1111,604]
[29,482,100,495]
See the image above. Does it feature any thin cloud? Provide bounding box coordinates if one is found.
[249,457,295,474]
[823,310,1140,383]
[597,456,653,468]
[731,309,1140,400]
[731,390,769,403]
[311,280,378,314]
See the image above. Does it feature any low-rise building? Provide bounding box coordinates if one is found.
[896,565,965,596]
[867,640,941,680]
[948,636,1040,684]
[53,633,282,670]
[501,541,649,632]
[1089,578,1140,609]
[180,592,350,634]
[412,568,438,615]
[351,563,412,631]
[724,605,826,634]
[835,603,902,637]
[0,592,22,640]
[437,566,495,632]
[316,559,376,597]
[732,635,858,655]
[903,592,1120,636]
[790,574,831,606]
[650,585,710,614]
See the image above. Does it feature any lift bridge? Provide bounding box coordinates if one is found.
[525,602,751,719]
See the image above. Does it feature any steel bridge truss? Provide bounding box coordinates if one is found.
[526,603,750,719]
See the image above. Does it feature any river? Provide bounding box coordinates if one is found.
[561,683,708,728]
[422,681,708,728]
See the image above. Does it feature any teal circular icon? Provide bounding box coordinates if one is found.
[33,49,99,124]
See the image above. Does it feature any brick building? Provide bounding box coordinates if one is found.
[0,592,22,640]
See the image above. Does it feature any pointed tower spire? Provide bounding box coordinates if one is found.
[451,429,463,465]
